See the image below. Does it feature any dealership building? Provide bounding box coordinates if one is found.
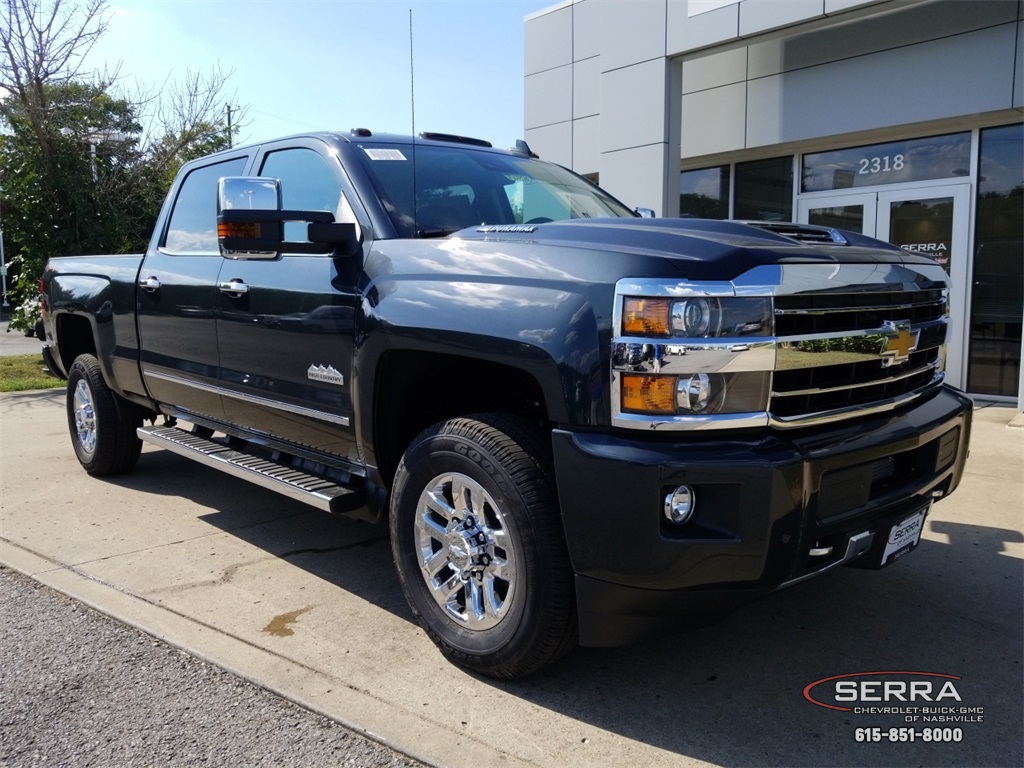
[524,0,1023,404]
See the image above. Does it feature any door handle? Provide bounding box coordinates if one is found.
[219,279,249,296]
[139,276,161,292]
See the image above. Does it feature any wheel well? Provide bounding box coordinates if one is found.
[374,351,550,486]
[55,314,97,372]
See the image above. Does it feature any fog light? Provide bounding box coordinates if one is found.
[663,485,696,525]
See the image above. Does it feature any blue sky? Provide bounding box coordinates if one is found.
[86,0,554,150]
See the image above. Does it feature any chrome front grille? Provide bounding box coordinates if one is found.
[770,288,948,426]
[611,263,951,432]
[774,289,946,334]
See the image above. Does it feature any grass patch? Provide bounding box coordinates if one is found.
[0,354,65,392]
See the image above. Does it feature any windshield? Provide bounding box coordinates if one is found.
[354,143,635,238]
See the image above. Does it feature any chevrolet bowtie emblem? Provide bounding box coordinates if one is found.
[879,320,920,368]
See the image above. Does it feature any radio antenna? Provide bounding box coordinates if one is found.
[410,8,419,236]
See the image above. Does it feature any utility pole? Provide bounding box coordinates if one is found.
[226,104,233,149]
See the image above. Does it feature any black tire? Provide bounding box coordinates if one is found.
[66,354,142,476]
[390,414,577,679]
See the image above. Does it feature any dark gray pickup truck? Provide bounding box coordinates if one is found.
[40,129,972,678]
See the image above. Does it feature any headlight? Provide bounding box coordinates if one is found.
[672,298,718,336]
[621,297,772,338]
[620,371,770,416]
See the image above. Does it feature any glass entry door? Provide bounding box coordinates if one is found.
[797,184,972,388]
[797,191,877,235]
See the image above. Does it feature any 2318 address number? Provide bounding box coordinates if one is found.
[858,154,906,175]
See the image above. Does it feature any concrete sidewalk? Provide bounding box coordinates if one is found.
[0,320,46,357]
[1,391,1021,768]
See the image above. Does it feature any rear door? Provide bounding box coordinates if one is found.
[215,140,365,463]
[137,155,249,421]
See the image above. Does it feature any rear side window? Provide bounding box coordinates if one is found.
[163,157,247,253]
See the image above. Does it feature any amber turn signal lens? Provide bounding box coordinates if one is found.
[621,373,676,414]
[623,298,671,335]
[218,222,260,238]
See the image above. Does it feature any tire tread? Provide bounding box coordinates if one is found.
[391,413,577,679]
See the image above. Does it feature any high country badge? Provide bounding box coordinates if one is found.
[307,364,345,386]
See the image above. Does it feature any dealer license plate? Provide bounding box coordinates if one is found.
[880,509,927,566]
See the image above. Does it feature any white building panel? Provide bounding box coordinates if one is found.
[524,3,573,75]
[738,0,824,37]
[682,47,747,94]
[573,0,602,61]
[524,66,574,130]
[573,56,602,118]
[600,59,669,153]
[600,143,671,213]
[681,83,747,157]
[668,1,739,53]
[523,121,573,164]
[599,0,668,71]
[572,115,601,171]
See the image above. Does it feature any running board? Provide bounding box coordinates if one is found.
[138,425,366,514]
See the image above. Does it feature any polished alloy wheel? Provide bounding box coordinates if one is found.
[73,379,98,457]
[414,471,517,630]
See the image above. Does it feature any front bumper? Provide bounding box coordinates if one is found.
[551,386,973,647]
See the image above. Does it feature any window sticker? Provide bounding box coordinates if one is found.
[363,148,407,161]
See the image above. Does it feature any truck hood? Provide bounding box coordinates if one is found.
[459,218,933,282]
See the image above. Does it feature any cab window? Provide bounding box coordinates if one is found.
[164,157,247,253]
[259,147,358,242]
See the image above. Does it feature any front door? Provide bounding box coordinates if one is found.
[798,184,971,387]
[215,144,362,464]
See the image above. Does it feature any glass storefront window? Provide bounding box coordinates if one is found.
[802,133,971,192]
[680,166,729,219]
[734,156,793,221]
[968,123,1023,397]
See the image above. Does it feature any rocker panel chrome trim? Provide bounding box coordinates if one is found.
[143,369,351,427]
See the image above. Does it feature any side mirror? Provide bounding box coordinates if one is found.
[635,207,656,219]
[216,176,360,259]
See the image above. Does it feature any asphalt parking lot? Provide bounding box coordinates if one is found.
[1,390,1021,768]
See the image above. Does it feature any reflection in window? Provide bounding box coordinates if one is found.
[260,148,356,242]
[968,123,1023,397]
[802,133,971,192]
[887,198,954,273]
[164,157,247,252]
[734,157,793,222]
[680,166,729,219]
[807,205,864,233]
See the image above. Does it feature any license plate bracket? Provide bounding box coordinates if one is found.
[878,508,927,567]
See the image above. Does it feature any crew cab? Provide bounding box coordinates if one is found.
[40,129,972,678]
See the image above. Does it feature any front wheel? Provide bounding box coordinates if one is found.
[390,414,577,679]
[66,354,142,476]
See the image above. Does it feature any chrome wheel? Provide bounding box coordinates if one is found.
[414,471,517,631]
[72,379,98,457]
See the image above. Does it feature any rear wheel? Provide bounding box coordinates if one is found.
[66,354,142,476]
[390,414,577,679]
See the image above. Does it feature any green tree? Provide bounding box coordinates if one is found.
[1,0,241,331]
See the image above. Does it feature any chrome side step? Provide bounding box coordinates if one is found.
[138,425,366,514]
